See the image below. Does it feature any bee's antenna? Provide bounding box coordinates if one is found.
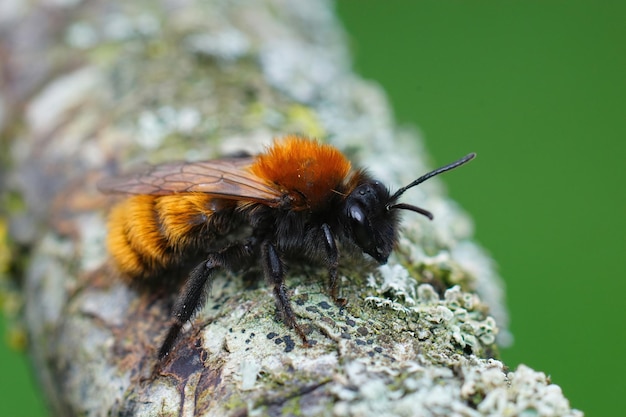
[387,203,434,220]
[387,153,476,219]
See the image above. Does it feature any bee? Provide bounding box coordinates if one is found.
[100,135,475,359]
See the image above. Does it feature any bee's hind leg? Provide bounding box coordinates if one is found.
[157,240,256,361]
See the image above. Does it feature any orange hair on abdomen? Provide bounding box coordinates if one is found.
[250,136,352,210]
[106,193,216,280]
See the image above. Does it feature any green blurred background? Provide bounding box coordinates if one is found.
[337,2,625,416]
[1,1,624,416]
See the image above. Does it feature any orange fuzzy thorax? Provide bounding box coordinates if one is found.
[250,136,352,210]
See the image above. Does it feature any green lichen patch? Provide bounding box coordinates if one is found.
[329,357,582,417]
[364,264,498,361]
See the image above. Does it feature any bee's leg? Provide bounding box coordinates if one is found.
[158,240,255,361]
[321,223,344,305]
[157,259,218,361]
[262,241,309,345]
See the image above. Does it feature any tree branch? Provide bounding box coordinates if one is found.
[1,0,581,416]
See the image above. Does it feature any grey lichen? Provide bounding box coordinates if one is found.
[0,0,582,416]
[330,358,582,417]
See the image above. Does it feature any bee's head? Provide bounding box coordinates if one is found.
[343,153,476,264]
[343,181,397,263]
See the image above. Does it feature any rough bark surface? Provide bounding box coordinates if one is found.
[0,1,581,416]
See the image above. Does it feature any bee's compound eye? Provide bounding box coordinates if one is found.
[347,203,376,255]
[348,204,365,223]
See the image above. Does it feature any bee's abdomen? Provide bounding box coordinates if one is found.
[106,193,221,280]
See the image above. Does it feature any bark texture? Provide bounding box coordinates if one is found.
[0,0,581,416]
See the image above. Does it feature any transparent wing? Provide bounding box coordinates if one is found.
[98,157,284,205]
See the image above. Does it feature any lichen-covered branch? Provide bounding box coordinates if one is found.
[0,0,581,416]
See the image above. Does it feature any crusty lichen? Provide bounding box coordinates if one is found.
[330,357,582,417]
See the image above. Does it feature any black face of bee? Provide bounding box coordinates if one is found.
[343,181,398,264]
